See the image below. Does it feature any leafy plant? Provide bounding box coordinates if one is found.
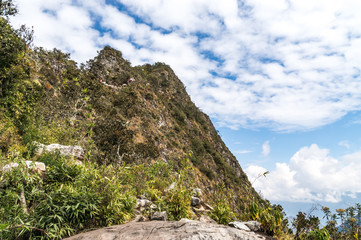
[210,186,236,225]
[304,228,330,240]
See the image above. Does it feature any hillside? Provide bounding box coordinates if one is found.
[14,45,261,206]
[0,9,289,239]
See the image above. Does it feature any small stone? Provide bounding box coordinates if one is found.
[166,182,175,191]
[150,211,167,221]
[244,221,262,232]
[191,196,201,207]
[25,161,46,172]
[2,162,19,172]
[229,221,251,231]
[2,161,46,173]
[179,218,192,222]
[136,199,152,209]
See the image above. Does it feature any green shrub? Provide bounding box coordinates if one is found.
[210,186,236,224]
[191,137,205,156]
[199,165,214,179]
[35,184,100,239]
[172,107,186,125]
[38,153,82,184]
[190,153,200,166]
[211,201,236,225]
[304,228,330,240]
[165,185,192,221]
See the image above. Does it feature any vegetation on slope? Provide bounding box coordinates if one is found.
[0,153,197,239]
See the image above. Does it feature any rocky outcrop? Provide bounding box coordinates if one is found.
[35,142,84,160]
[244,221,262,232]
[229,221,251,231]
[1,161,46,173]
[65,220,274,240]
[229,221,262,232]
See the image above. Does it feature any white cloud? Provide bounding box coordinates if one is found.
[10,0,361,131]
[235,150,252,154]
[338,140,350,149]
[10,0,101,63]
[262,141,270,156]
[245,144,361,203]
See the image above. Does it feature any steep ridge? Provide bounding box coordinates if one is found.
[32,46,260,209]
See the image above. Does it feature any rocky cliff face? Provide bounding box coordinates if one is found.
[94,47,260,208]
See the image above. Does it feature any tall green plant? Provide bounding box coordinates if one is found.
[210,186,236,225]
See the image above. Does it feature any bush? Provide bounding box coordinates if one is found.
[210,186,236,225]
[165,185,192,221]
[304,228,330,240]
[199,165,214,179]
[211,201,236,225]
[191,138,204,156]
[35,184,100,238]
[39,153,82,184]
[0,156,138,239]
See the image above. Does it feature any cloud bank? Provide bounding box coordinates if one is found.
[245,144,361,203]
[11,0,361,131]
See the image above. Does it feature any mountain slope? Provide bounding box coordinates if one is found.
[28,46,259,208]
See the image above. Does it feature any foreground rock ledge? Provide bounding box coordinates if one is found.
[65,220,274,240]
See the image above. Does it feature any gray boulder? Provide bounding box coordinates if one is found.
[245,221,262,232]
[35,142,84,159]
[191,196,201,207]
[229,221,262,232]
[150,211,167,221]
[64,220,274,240]
[229,221,251,231]
[136,199,153,209]
[2,162,20,172]
[2,161,46,173]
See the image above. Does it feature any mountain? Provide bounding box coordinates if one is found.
[30,46,259,207]
[0,13,289,239]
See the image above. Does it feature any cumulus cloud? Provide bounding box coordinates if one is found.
[262,141,270,156]
[10,0,101,63]
[245,144,361,203]
[10,0,361,131]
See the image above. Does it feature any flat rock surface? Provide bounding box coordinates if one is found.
[65,220,274,240]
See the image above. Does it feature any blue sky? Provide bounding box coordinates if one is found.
[11,0,361,221]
